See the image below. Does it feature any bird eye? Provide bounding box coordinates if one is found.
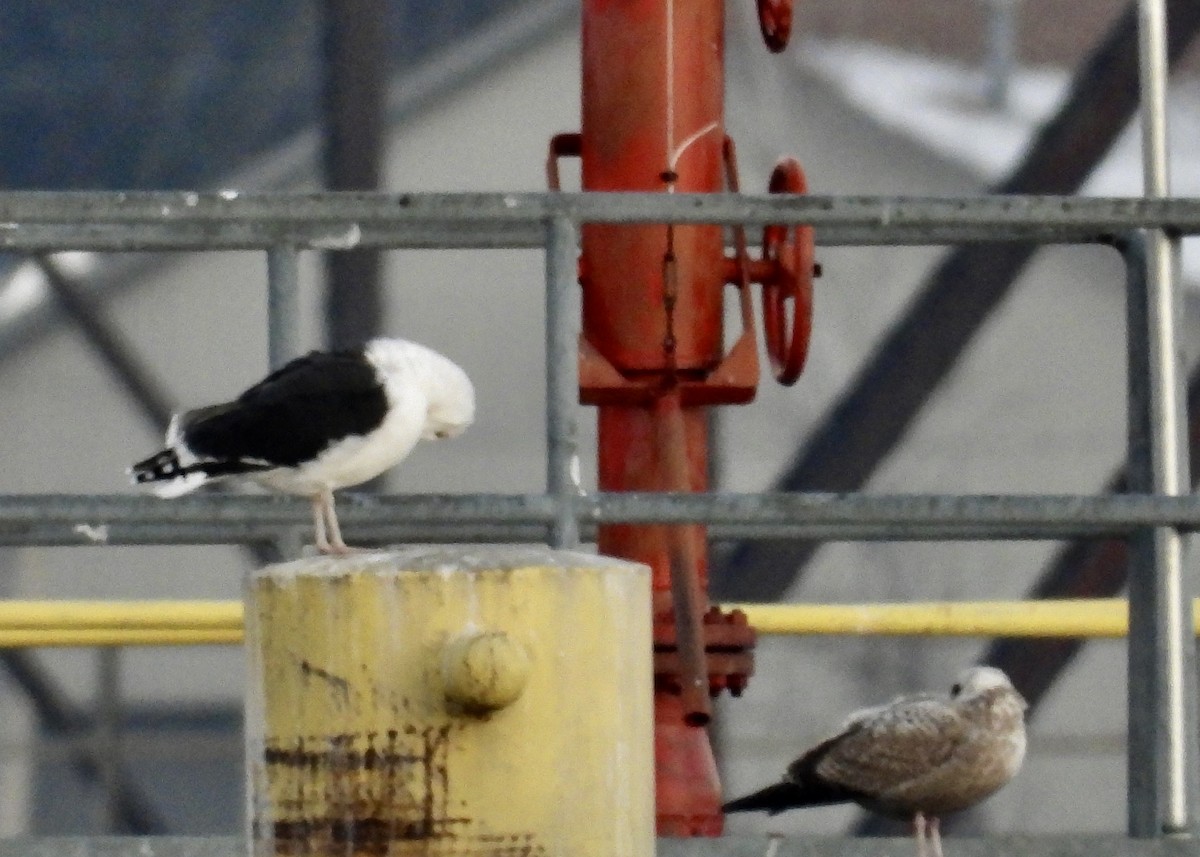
[950,682,963,697]
[435,429,450,439]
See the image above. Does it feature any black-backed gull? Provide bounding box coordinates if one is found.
[130,337,474,554]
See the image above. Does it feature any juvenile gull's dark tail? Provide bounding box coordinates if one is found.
[722,780,850,816]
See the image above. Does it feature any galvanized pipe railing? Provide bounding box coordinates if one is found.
[265,247,301,371]
[9,492,1200,546]
[1127,0,1200,837]
[544,215,581,548]
[1,193,1200,251]
[5,189,1200,834]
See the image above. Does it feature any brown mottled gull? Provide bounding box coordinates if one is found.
[723,666,1027,857]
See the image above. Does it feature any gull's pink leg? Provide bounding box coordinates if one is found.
[321,488,361,555]
[310,494,332,554]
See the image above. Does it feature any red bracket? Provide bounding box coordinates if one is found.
[546,132,579,191]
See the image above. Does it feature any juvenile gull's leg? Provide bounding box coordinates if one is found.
[913,812,928,857]
[929,816,944,857]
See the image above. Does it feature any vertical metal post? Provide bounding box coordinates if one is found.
[1126,235,1198,840]
[267,247,301,371]
[545,216,581,548]
[1127,232,1161,836]
[984,0,1019,110]
[1127,0,1199,834]
[94,648,122,834]
[267,247,304,560]
[321,0,385,351]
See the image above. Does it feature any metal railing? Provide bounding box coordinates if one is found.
[0,0,1193,844]
[3,188,1200,838]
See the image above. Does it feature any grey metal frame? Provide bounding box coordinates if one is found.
[3,189,1200,840]
[3,192,1200,250]
[0,0,1192,847]
[1130,0,1198,836]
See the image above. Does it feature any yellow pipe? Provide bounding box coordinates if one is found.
[0,628,244,647]
[726,599,1133,639]
[0,600,242,630]
[1,597,1198,647]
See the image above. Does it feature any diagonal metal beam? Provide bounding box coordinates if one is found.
[1,649,167,833]
[37,256,175,428]
[322,0,385,350]
[30,257,281,830]
[710,0,1200,602]
[39,254,288,561]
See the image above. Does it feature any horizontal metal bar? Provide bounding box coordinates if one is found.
[0,221,545,252]
[5,190,1199,228]
[6,492,1200,546]
[0,836,1196,857]
[0,222,1142,251]
[0,192,1198,251]
[0,523,553,547]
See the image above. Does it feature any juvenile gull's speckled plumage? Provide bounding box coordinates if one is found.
[129,338,474,554]
[723,666,1027,857]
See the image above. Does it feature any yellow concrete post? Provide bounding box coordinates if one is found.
[244,545,653,857]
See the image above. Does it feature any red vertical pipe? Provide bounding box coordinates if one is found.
[580,0,724,374]
[581,0,726,836]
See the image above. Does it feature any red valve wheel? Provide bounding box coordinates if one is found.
[761,158,814,386]
[757,0,793,53]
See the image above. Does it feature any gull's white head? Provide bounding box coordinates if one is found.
[365,338,475,441]
[949,666,1024,707]
[422,358,475,440]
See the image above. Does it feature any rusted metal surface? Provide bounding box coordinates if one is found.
[654,607,756,698]
[259,726,468,854]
